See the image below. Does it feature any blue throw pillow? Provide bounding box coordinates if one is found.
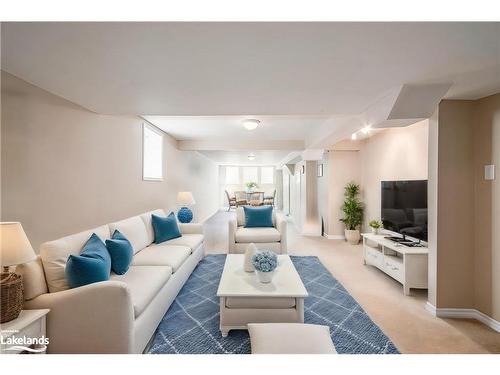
[152,212,182,244]
[105,230,133,275]
[65,233,111,288]
[244,206,274,228]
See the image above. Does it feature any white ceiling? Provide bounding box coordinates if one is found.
[143,115,343,141]
[198,150,292,166]
[2,22,499,116]
[2,22,499,165]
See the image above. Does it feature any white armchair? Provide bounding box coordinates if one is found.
[228,207,287,254]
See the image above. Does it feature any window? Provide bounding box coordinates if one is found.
[143,124,163,181]
[225,166,240,184]
[260,167,274,184]
[243,167,258,184]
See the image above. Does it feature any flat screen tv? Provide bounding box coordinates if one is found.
[381,180,428,242]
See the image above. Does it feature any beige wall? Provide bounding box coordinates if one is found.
[433,94,500,322]
[288,160,321,235]
[360,121,429,230]
[436,101,476,308]
[324,150,361,236]
[319,121,428,238]
[1,72,218,250]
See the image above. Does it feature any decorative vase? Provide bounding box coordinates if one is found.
[345,229,361,245]
[255,270,275,283]
[177,207,193,223]
[244,243,257,272]
[371,227,379,235]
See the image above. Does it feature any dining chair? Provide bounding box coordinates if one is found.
[264,189,276,207]
[234,191,249,207]
[225,190,237,211]
[249,192,264,206]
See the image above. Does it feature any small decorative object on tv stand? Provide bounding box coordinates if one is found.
[361,233,428,296]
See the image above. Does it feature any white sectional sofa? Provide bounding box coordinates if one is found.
[228,207,287,254]
[17,209,204,354]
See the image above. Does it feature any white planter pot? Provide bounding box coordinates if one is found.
[255,270,275,283]
[345,229,361,245]
[371,227,379,235]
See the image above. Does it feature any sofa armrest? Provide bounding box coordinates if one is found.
[179,223,203,235]
[228,218,237,253]
[24,281,134,353]
[275,213,288,254]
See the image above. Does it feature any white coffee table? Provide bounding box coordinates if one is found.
[217,254,308,337]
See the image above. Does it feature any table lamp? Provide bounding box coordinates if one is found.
[177,192,195,223]
[1,222,36,323]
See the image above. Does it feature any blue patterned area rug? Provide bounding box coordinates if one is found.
[148,255,399,354]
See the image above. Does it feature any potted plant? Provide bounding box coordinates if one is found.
[369,220,382,235]
[252,251,278,283]
[245,181,258,193]
[340,182,364,245]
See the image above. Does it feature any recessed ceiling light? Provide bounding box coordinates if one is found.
[351,133,357,140]
[361,125,371,135]
[242,119,260,130]
[248,153,256,161]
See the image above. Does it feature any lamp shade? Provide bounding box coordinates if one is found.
[176,192,196,206]
[0,222,36,267]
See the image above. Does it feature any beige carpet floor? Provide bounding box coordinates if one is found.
[204,210,500,354]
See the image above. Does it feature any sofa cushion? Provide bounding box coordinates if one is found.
[110,265,172,318]
[65,233,112,289]
[162,234,204,251]
[17,257,48,300]
[132,244,191,272]
[40,225,111,293]
[236,206,276,227]
[152,212,182,244]
[105,230,134,275]
[226,297,296,309]
[244,206,274,228]
[248,323,337,354]
[140,209,166,244]
[235,227,281,243]
[108,216,149,255]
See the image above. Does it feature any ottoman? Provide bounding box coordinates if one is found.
[248,323,337,354]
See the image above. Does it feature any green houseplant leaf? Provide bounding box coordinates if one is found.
[340,182,364,230]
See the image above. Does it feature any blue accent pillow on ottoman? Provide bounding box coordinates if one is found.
[65,233,112,288]
[152,212,182,244]
[105,230,133,275]
[244,206,274,228]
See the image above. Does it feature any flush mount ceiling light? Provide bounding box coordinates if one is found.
[247,153,256,161]
[242,119,260,130]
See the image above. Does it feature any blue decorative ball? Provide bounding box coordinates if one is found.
[177,207,193,223]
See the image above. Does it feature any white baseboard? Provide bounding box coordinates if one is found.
[323,233,345,240]
[426,302,500,332]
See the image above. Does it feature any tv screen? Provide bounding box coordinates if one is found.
[381,180,428,241]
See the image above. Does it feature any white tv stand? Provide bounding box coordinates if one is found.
[361,233,428,295]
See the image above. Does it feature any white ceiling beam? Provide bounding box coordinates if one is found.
[177,139,304,151]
